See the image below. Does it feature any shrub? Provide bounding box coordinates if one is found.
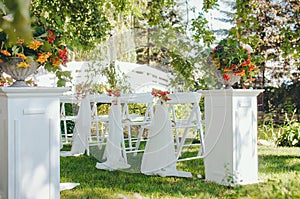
[276,111,300,147]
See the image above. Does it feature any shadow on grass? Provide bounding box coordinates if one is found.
[60,154,234,198]
[60,146,300,198]
[259,154,300,174]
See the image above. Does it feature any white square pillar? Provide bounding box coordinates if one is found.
[0,87,68,199]
[202,89,263,186]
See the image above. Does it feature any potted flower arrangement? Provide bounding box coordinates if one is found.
[0,2,71,87]
[0,25,69,87]
[210,37,259,88]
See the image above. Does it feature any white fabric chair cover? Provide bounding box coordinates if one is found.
[141,100,192,177]
[61,97,91,156]
[96,101,130,170]
[135,92,205,161]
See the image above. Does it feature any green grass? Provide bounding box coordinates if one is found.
[60,146,300,199]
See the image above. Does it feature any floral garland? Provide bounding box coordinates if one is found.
[107,87,121,105]
[151,88,171,103]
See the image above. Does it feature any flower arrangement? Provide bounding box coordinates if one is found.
[210,38,259,84]
[107,87,121,105]
[0,27,68,69]
[151,88,171,102]
[107,87,121,97]
[0,8,71,86]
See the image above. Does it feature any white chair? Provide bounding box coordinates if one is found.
[60,95,81,145]
[166,92,205,161]
[134,92,205,161]
[120,93,154,152]
[88,94,112,151]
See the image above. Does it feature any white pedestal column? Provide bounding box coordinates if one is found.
[0,87,68,199]
[202,89,263,186]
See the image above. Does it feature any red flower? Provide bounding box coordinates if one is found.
[248,65,256,71]
[58,47,68,64]
[107,89,112,96]
[18,39,24,45]
[112,91,121,97]
[231,64,238,70]
[46,30,56,43]
[223,73,230,81]
[163,97,171,101]
[241,58,251,67]
[106,88,120,97]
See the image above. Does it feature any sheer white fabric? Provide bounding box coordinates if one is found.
[95,100,130,171]
[141,100,192,177]
[60,97,91,157]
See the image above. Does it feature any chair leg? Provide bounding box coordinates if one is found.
[175,127,190,159]
[198,126,205,156]
[133,126,146,156]
[121,133,128,164]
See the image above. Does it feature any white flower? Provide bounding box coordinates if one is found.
[2,14,14,22]
[241,44,253,54]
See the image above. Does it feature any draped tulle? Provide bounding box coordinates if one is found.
[95,102,130,171]
[141,101,192,177]
[60,97,91,157]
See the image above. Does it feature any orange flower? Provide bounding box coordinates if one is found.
[51,58,61,67]
[231,64,238,70]
[248,65,256,71]
[234,70,246,77]
[36,52,52,64]
[223,67,232,72]
[17,53,26,60]
[216,62,221,67]
[1,50,11,56]
[107,88,121,97]
[27,40,43,50]
[17,62,30,68]
[163,97,171,101]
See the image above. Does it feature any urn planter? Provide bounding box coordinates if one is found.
[0,57,40,87]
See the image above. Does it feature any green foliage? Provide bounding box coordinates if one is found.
[140,0,176,28]
[191,13,216,47]
[0,0,32,42]
[263,82,300,115]
[102,62,131,93]
[202,0,219,12]
[30,0,111,51]
[127,103,147,116]
[259,115,277,142]
[276,111,300,147]
[259,109,300,147]
[235,0,300,87]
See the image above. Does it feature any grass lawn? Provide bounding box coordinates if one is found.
[60,146,300,199]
